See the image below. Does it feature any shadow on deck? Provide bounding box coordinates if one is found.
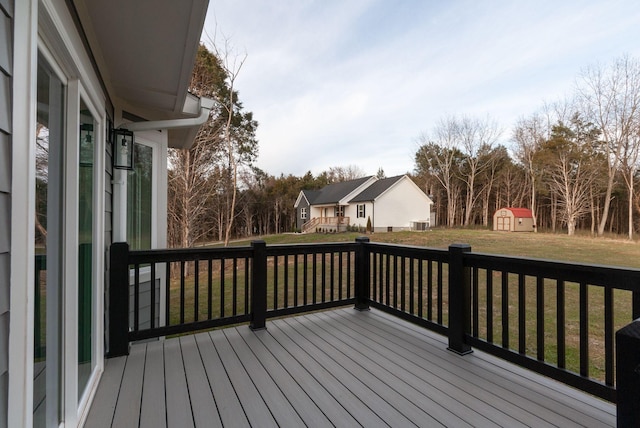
[86,308,615,427]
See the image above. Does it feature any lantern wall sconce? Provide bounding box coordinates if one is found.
[79,123,94,167]
[112,128,134,170]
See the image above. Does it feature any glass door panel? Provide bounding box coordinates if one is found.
[78,99,95,400]
[34,54,64,428]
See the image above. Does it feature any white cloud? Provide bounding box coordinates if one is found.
[205,0,640,177]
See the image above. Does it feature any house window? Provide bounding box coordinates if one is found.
[335,206,344,217]
[357,204,365,218]
[127,143,153,250]
[301,207,307,220]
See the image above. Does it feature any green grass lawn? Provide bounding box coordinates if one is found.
[241,228,640,268]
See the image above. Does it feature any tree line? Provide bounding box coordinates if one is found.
[168,45,640,247]
[415,55,640,238]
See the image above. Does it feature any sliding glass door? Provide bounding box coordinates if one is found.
[34,54,64,428]
[78,100,96,401]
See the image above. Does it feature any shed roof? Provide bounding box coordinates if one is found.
[498,208,533,218]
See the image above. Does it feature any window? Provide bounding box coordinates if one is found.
[301,207,307,220]
[357,204,366,218]
[335,206,344,217]
[127,144,153,250]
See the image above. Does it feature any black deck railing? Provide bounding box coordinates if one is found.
[34,254,46,360]
[108,237,640,424]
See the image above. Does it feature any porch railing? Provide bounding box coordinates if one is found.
[108,237,640,425]
[302,216,350,233]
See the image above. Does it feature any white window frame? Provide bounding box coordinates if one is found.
[357,204,365,218]
[114,130,168,328]
[11,2,107,425]
[301,207,307,220]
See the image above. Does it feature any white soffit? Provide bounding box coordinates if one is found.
[75,0,208,119]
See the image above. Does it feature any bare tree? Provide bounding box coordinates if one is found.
[513,113,548,232]
[477,145,510,226]
[538,114,602,235]
[457,115,501,226]
[210,38,250,246]
[168,42,257,249]
[577,55,640,237]
[321,165,367,183]
[415,116,464,227]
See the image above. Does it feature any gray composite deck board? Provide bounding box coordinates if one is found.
[193,332,250,427]
[322,310,551,427]
[266,320,391,427]
[338,309,616,427]
[277,316,444,427]
[139,340,166,428]
[315,311,526,427]
[84,355,126,427]
[179,335,222,428]
[239,325,362,427]
[111,344,145,428]
[85,308,616,428]
[223,328,315,426]
[234,325,341,427]
[209,329,278,428]
[163,337,194,428]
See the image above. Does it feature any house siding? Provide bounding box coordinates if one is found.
[373,178,431,232]
[0,1,11,426]
[296,198,310,231]
[344,202,372,228]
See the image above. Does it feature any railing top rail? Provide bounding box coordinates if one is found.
[266,241,359,256]
[128,245,253,264]
[464,251,640,291]
[364,241,449,261]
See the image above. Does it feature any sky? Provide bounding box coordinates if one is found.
[203,0,640,178]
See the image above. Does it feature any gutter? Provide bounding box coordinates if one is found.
[122,97,215,132]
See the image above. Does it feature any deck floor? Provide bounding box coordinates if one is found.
[85,308,615,427]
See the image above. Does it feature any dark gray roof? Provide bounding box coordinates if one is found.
[300,189,321,205]
[349,175,404,202]
[307,176,374,205]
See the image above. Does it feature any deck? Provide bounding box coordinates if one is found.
[85,308,615,427]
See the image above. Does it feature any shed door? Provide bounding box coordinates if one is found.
[497,216,510,231]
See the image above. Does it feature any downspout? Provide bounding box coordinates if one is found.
[122,97,215,132]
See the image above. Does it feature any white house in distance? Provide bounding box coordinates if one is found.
[295,175,434,233]
[1,0,210,426]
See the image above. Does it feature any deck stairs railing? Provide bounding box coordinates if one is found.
[302,216,350,233]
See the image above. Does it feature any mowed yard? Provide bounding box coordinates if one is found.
[167,229,640,382]
[250,228,640,269]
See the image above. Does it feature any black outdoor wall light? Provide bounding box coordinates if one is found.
[112,128,134,170]
[79,123,94,167]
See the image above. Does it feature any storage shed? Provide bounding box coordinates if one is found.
[493,208,534,232]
